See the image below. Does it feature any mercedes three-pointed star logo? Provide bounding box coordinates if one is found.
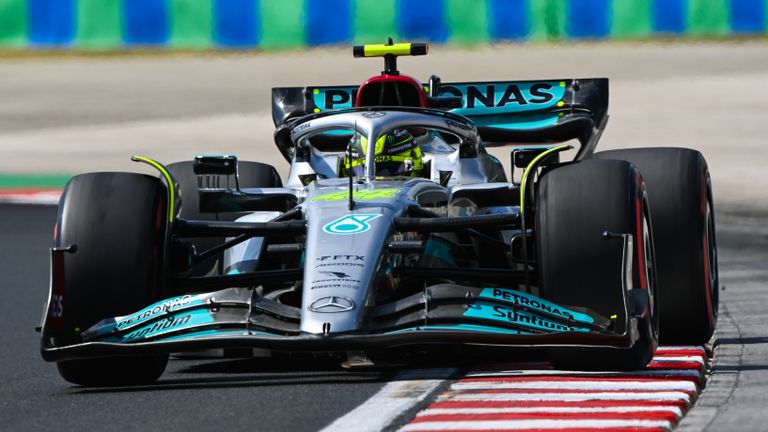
[308,296,355,313]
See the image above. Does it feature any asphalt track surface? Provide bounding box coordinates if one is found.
[1,41,768,430]
[2,204,766,431]
[0,204,392,431]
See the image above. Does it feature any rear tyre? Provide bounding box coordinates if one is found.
[537,160,659,371]
[593,148,718,345]
[52,172,169,386]
[166,160,282,276]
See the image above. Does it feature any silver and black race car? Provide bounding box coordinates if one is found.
[39,42,718,386]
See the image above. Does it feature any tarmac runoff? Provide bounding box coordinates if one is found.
[6,204,763,431]
[0,189,721,431]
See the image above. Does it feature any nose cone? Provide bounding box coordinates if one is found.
[300,206,393,335]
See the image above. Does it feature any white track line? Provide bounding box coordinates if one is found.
[656,346,706,353]
[652,356,705,365]
[444,391,693,403]
[463,368,703,381]
[401,418,672,431]
[451,380,697,392]
[417,406,684,416]
[319,368,455,432]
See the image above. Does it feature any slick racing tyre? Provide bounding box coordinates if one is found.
[593,148,718,345]
[537,160,659,371]
[52,173,169,386]
[166,160,282,276]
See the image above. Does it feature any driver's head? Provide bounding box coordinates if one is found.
[343,129,424,177]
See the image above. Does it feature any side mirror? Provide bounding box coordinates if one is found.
[510,147,562,184]
[511,148,560,169]
[193,154,238,176]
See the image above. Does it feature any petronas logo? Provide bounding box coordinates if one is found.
[323,214,381,235]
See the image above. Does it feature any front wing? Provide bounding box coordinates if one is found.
[41,285,645,362]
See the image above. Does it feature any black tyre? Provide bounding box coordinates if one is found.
[57,356,168,387]
[537,160,659,371]
[593,148,718,345]
[166,160,282,276]
[52,172,169,386]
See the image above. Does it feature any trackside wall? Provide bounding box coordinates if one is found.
[0,0,766,50]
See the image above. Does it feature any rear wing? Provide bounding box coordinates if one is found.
[272,78,608,158]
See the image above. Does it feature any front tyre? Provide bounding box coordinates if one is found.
[537,160,659,371]
[50,172,169,386]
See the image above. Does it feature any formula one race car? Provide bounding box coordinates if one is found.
[39,42,719,386]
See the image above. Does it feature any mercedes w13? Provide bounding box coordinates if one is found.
[39,42,718,385]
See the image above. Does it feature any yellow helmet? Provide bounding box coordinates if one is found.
[343,129,424,177]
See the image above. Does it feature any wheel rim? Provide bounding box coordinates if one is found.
[704,184,719,323]
[642,196,659,339]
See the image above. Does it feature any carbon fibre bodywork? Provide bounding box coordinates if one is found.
[40,103,652,363]
[39,36,671,368]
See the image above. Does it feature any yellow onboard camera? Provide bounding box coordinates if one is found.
[353,42,428,58]
[353,39,429,75]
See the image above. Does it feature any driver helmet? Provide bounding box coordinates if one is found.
[343,129,424,177]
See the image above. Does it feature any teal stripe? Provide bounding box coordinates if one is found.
[611,0,652,38]
[387,324,531,335]
[352,0,397,44]
[0,0,27,46]
[76,0,122,49]
[161,329,272,341]
[529,0,566,41]
[260,0,305,49]
[688,0,730,35]
[446,0,490,44]
[169,0,213,48]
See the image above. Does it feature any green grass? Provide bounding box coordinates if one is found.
[0,173,72,189]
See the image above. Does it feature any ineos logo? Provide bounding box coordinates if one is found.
[319,270,352,278]
[361,111,385,118]
[444,118,471,131]
[291,122,311,136]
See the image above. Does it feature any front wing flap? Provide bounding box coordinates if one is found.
[42,285,638,362]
